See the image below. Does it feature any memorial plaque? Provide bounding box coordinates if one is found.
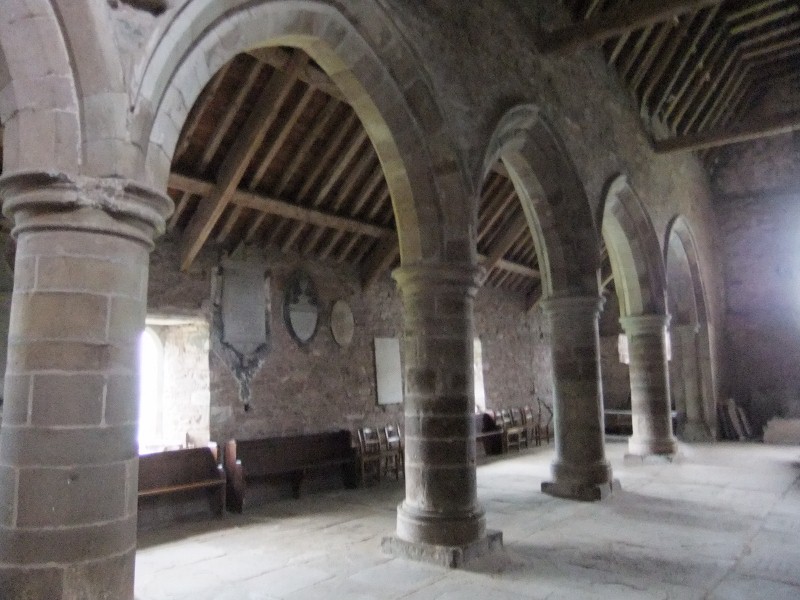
[330,300,354,347]
[283,271,319,345]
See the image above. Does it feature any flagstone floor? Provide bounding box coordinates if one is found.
[135,441,800,599]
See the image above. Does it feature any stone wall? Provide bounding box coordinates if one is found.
[714,134,800,430]
[147,236,550,443]
[123,0,724,433]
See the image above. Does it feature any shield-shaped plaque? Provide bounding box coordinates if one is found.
[283,270,319,345]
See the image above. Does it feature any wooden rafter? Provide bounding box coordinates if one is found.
[654,109,800,152]
[540,0,724,54]
[216,86,317,244]
[248,47,347,103]
[179,52,308,270]
[479,211,530,284]
[170,173,394,241]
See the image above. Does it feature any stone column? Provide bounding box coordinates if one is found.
[0,171,171,599]
[382,264,501,568]
[620,314,678,459]
[540,296,616,501]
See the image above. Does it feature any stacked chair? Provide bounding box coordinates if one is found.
[356,423,404,485]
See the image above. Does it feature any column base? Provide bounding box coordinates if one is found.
[627,435,679,457]
[381,530,503,568]
[396,502,486,547]
[541,478,620,502]
[624,452,682,466]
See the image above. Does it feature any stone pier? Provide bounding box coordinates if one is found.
[620,314,678,460]
[382,264,502,567]
[540,296,617,502]
[0,172,172,599]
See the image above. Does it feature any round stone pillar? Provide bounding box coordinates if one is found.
[540,296,616,501]
[0,171,171,599]
[382,264,501,567]
[620,314,678,458]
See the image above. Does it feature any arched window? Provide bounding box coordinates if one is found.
[138,327,164,452]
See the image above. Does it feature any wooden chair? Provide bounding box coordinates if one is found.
[511,407,530,448]
[499,408,524,452]
[537,399,553,444]
[357,427,382,485]
[523,405,540,446]
[382,423,404,480]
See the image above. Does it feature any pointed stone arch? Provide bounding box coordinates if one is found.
[600,175,667,317]
[481,104,600,298]
[132,0,473,266]
[481,105,614,501]
[665,215,716,440]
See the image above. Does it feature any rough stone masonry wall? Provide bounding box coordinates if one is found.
[116,0,724,428]
[147,236,549,443]
[714,131,800,431]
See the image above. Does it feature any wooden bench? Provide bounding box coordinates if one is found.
[138,446,226,516]
[475,412,503,455]
[224,430,358,513]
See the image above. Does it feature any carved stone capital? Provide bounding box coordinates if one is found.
[0,171,173,248]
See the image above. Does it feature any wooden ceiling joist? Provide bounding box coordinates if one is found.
[170,173,394,241]
[248,47,347,103]
[540,0,724,54]
[654,109,800,153]
[180,52,308,270]
[479,212,530,284]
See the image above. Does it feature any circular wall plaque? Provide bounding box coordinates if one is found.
[330,300,354,347]
[283,270,319,345]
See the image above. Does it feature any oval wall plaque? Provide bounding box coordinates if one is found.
[330,300,354,347]
[283,271,319,345]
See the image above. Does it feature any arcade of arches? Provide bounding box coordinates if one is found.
[0,1,798,598]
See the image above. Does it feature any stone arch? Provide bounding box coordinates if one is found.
[131,0,471,265]
[665,215,715,440]
[0,0,81,174]
[599,174,667,317]
[481,105,599,298]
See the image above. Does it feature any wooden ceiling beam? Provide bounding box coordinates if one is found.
[653,6,721,118]
[179,52,308,270]
[539,0,724,54]
[729,4,800,35]
[174,62,231,163]
[630,23,673,92]
[198,61,263,173]
[167,192,192,231]
[640,12,696,113]
[245,98,342,246]
[620,26,656,82]
[479,212,530,284]
[653,109,800,153]
[216,85,315,244]
[680,47,741,133]
[170,173,394,240]
[248,47,347,103]
[667,28,732,131]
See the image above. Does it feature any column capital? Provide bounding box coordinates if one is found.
[0,170,173,248]
[392,262,481,296]
[620,313,670,334]
[539,295,604,317]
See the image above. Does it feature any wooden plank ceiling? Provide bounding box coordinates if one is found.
[550,0,800,155]
[169,47,547,299]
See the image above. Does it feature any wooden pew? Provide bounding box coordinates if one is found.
[475,412,503,455]
[138,446,226,516]
[224,430,358,513]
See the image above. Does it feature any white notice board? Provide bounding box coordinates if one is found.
[374,337,403,405]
